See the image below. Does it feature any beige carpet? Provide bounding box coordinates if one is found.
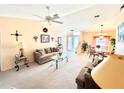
[0,52,92,89]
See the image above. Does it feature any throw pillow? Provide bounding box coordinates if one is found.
[44,48,49,54]
[53,48,56,52]
[53,48,58,52]
[40,49,46,55]
[38,51,43,55]
[36,49,43,52]
[47,48,51,53]
[50,47,54,52]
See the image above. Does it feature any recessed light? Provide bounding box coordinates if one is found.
[94,15,100,18]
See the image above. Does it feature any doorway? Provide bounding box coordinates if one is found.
[67,35,79,52]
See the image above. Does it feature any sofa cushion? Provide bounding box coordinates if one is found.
[40,53,53,58]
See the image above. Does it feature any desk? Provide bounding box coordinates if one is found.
[15,54,29,71]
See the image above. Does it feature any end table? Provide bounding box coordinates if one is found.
[15,54,29,71]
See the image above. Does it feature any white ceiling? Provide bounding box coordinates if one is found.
[0,4,93,19]
[62,4,124,32]
[0,4,123,32]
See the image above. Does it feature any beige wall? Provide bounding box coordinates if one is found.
[0,16,65,71]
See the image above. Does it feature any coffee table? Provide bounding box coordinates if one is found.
[51,53,68,69]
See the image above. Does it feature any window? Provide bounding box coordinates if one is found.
[67,31,80,52]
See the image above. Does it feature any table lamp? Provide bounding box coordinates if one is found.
[91,43,124,89]
[18,42,27,57]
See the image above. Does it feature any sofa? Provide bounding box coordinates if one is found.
[76,65,101,89]
[76,53,105,89]
[34,47,58,65]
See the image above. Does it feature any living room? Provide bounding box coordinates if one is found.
[0,2,124,90]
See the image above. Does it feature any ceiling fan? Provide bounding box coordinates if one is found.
[34,6,63,24]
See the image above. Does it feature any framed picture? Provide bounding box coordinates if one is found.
[58,37,62,44]
[41,34,50,43]
[118,23,124,42]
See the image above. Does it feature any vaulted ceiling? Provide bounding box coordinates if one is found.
[0,4,123,32]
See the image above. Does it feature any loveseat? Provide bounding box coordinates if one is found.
[34,47,58,65]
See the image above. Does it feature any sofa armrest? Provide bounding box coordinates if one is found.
[76,67,100,89]
[34,52,41,63]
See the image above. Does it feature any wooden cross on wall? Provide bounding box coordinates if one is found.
[11,30,22,41]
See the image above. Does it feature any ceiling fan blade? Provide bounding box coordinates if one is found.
[39,20,46,22]
[52,14,60,19]
[52,20,63,24]
[34,14,44,19]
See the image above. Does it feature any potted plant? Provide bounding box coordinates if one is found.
[110,38,116,54]
[111,38,116,47]
[82,41,88,52]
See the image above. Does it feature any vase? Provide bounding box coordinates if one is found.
[59,52,62,56]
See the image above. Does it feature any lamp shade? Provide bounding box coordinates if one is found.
[17,42,27,49]
[91,54,124,89]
